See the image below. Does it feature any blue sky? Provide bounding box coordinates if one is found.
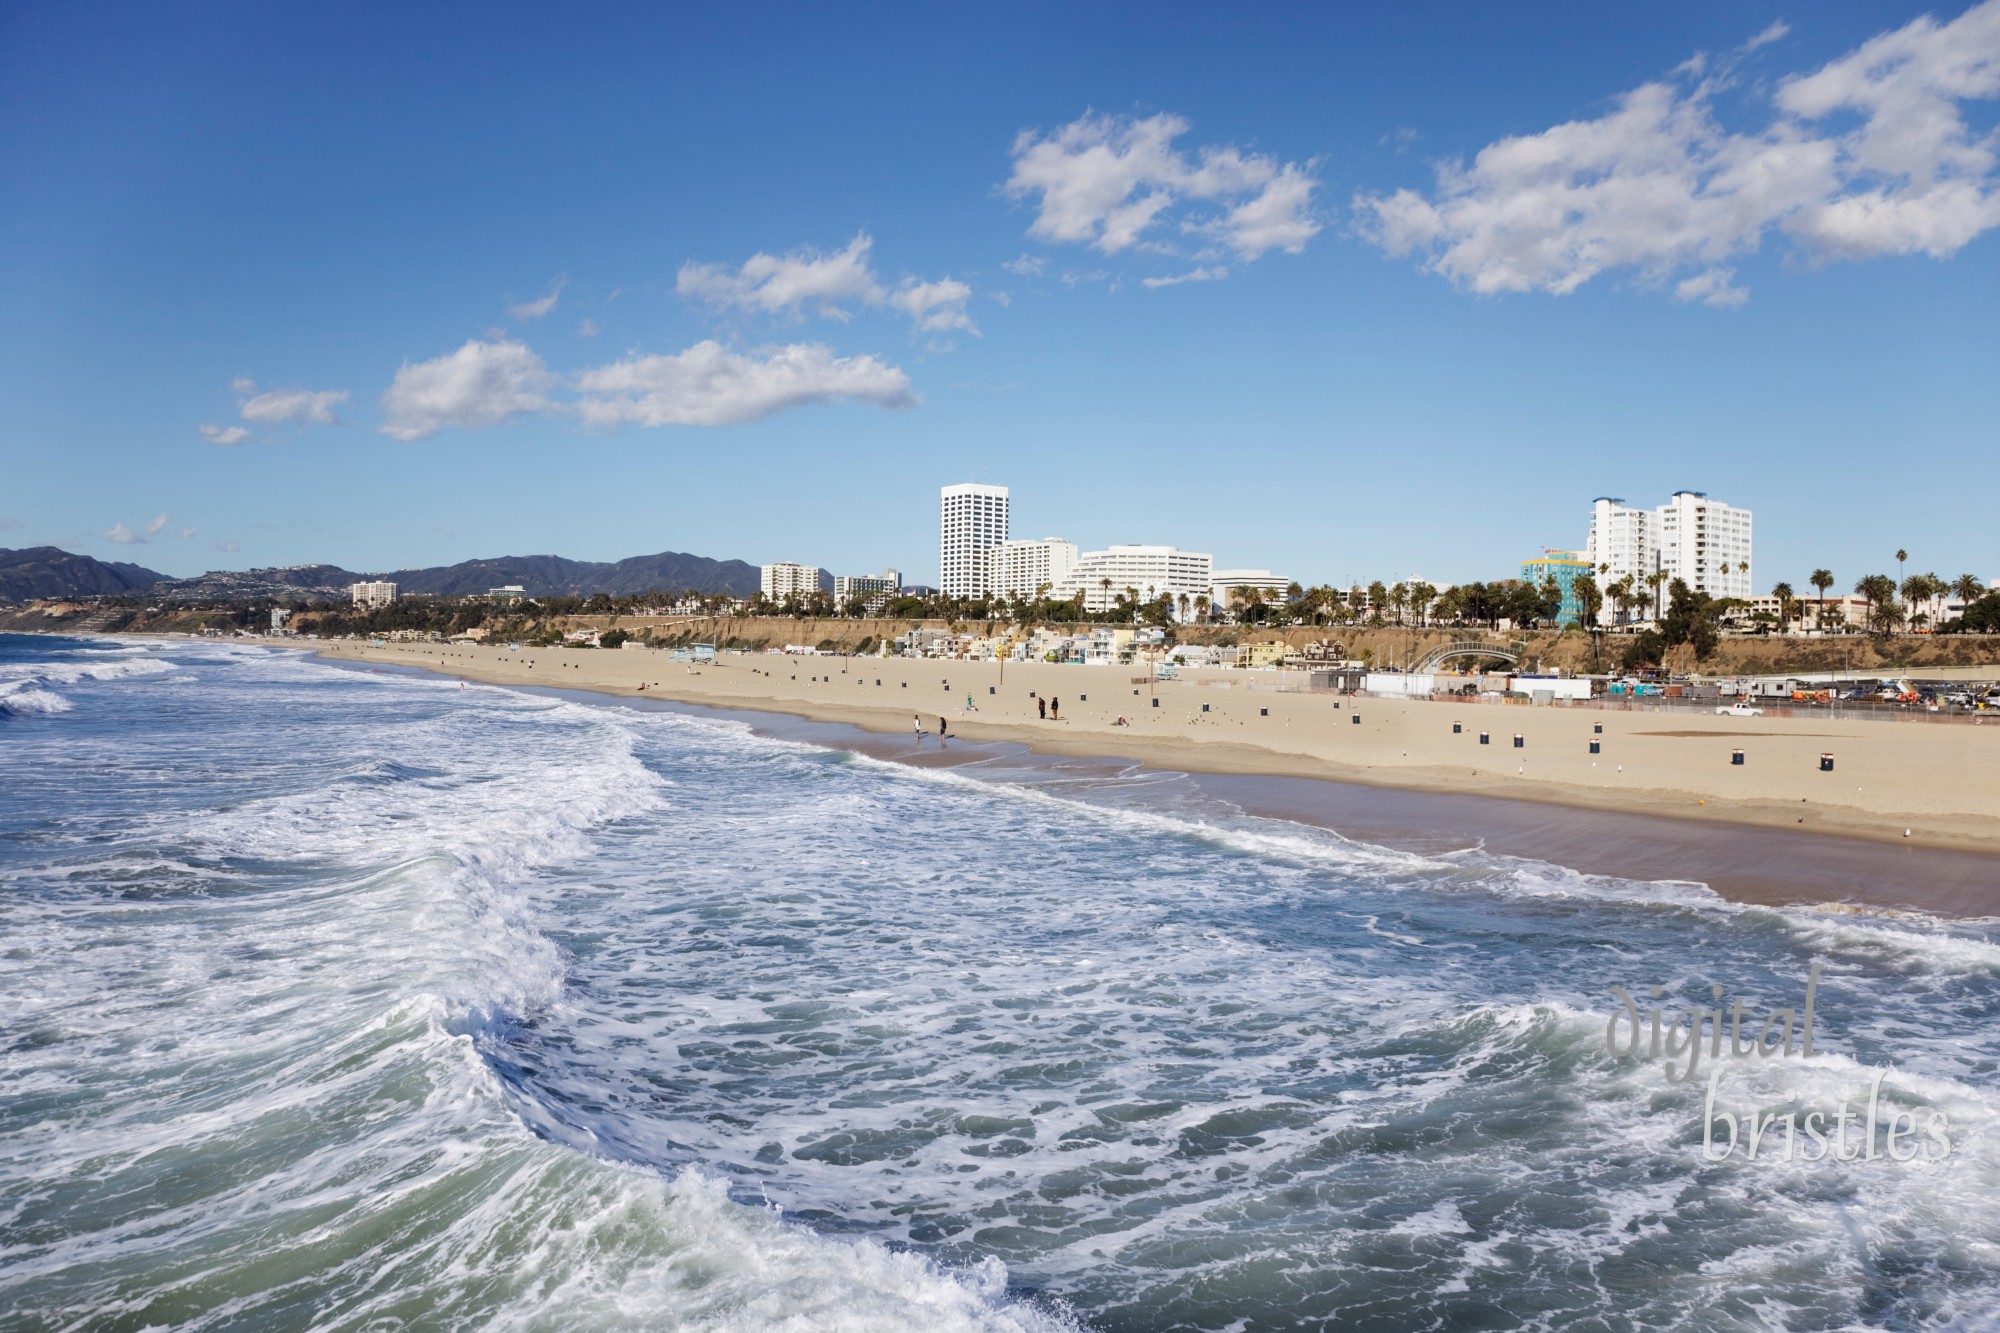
[2,1,1996,591]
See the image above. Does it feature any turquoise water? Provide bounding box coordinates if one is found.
[3,634,1998,1330]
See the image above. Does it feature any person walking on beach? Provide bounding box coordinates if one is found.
[1050,696,1059,721]
[1038,697,1047,720]
[913,714,923,737]
[939,716,949,738]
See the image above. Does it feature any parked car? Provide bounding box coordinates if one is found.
[1716,702,1764,717]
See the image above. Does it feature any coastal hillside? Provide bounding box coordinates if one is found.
[385,551,764,598]
[1,546,765,604]
[0,546,167,601]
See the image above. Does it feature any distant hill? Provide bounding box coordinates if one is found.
[385,551,764,598]
[0,546,168,602]
[7,546,768,604]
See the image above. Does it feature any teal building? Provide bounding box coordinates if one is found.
[1519,550,1594,627]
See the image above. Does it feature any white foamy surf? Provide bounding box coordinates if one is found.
[1,632,1996,1331]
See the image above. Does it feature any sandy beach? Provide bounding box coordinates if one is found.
[311,639,2000,860]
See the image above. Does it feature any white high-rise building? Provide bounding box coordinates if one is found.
[1581,492,1751,622]
[1657,490,1752,601]
[1056,545,1213,620]
[939,483,1009,599]
[1583,498,1656,591]
[987,538,1078,601]
[350,581,398,608]
[760,562,819,599]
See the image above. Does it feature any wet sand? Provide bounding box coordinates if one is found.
[320,648,2000,918]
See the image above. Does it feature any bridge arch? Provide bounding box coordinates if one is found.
[1411,639,1528,673]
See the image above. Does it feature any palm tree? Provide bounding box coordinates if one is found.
[1409,581,1436,628]
[1810,568,1834,632]
[1194,594,1210,624]
[1896,549,1908,591]
[1646,570,1668,622]
[1954,573,1983,606]
[1855,574,1899,636]
[1771,582,1796,634]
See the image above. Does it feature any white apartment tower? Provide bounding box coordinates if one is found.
[349,581,398,608]
[987,538,1079,601]
[760,562,819,599]
[1657,490,1752,601]
[1582,492,1752,621]
[939,483,1009,599]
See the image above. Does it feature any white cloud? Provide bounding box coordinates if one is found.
[1674,267,1750,306]
[1142,265,1228,288]
[1744,19,1791,53]
[106,514,169,545]
[378,339,554,441]
[679,232,981,337]
[1004,110,1321,262]
[177,527,197,539]
[508,275,567,321]
[199,423,251,446]
[887,278,978,334]
[577,318,600,337]
[575,341,916,428]
[1002,254,1046,276]
[679,233,883,320]
[212,539,240,554]
[1354,1,2000,302]
[235,380,350,425]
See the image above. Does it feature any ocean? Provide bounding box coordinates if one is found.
[3,632,1998,1331]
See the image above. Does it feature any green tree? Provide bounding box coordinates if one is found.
[1854,573,1899,636]
[1810,568,1835,632]
[1771,582,1796,634]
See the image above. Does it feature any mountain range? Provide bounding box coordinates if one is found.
[0,547,170,602]
[0,547,780,603]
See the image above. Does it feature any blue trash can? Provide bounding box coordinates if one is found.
[1732,749,1745,766]
[1479,732,1490,745]
[1589,740,1600,754]
[1260,707,1268,716]
[1453,722,1462,733]
[1513,734,1525,749]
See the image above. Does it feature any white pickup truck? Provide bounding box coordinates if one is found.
[1715,701,1764,717]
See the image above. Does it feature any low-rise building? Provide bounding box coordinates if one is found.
[1240,641,1287,669]
[1212,570,1289,617]
[1519,551,1593,627]
[1056,544,1213,621]
[834,569,901,611]
[989,538,1080,601]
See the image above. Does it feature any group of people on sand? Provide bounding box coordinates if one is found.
[916,691,1064,740]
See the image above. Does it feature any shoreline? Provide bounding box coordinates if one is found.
[303,639,2000,918]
